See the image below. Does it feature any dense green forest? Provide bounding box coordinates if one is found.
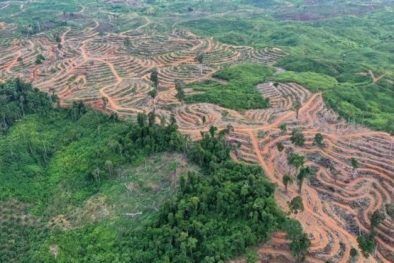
[0,79,308,262]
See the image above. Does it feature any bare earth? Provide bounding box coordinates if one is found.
[1,12,393,263]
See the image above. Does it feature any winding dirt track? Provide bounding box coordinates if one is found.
[232,88,393,263]
[178,84,393,262]
[1,13,393,263]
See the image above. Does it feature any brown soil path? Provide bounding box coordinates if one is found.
[61,28,71,45]
[78,4,85,14]
[6,51,21,73]
[369,70,385,84]
[121,16,151,35]
[181,91,391,262]
[3,16,393,262]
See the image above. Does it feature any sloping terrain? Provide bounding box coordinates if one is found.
[1,0,394,262]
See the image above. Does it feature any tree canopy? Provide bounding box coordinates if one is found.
[0,78,53,133]
[290,128,305,147]
[0,79,309,263]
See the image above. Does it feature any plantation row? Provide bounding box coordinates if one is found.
[0,18,287,119]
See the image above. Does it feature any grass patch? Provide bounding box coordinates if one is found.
[186,64,273,110]
[275,56,372,84]
[269,71,338,92]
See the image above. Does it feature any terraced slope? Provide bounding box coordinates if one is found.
[0,18,286,117]
[178,83,394,263]
[1,2,394,262]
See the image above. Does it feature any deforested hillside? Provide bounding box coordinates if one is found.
[0,79,306,262]
[1,0,394,262]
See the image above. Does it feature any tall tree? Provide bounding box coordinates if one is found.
[287,152,305,176]
[102,96,109,110]
[357,209,385,258]
[279,124,287,134]
[226,124,234,135]
[124,37,131,48]
[313,133,324,147]
[35,54,45,64]
[148,89,158,109]
[350,157,359,178]
[351,158,359,169]
[290,128,305,147]
[276,142,284,152]
[370,210,385,232]
[294,99,301,119]
[150,68,159,89]
[175,79,186,102]
[386,203,394,229]
[289,196,304,214]
[297,166,313,194]
[357,235,375,258]
[350,247,358,262]
[329,166,340,185]
[290,233,310,263]
[283,174,293,193]
[195,52,204,75]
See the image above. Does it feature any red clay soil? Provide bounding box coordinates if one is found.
[1,18,393,263]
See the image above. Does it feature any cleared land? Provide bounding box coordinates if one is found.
[0,23,286,117]
[1,0,394,262]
